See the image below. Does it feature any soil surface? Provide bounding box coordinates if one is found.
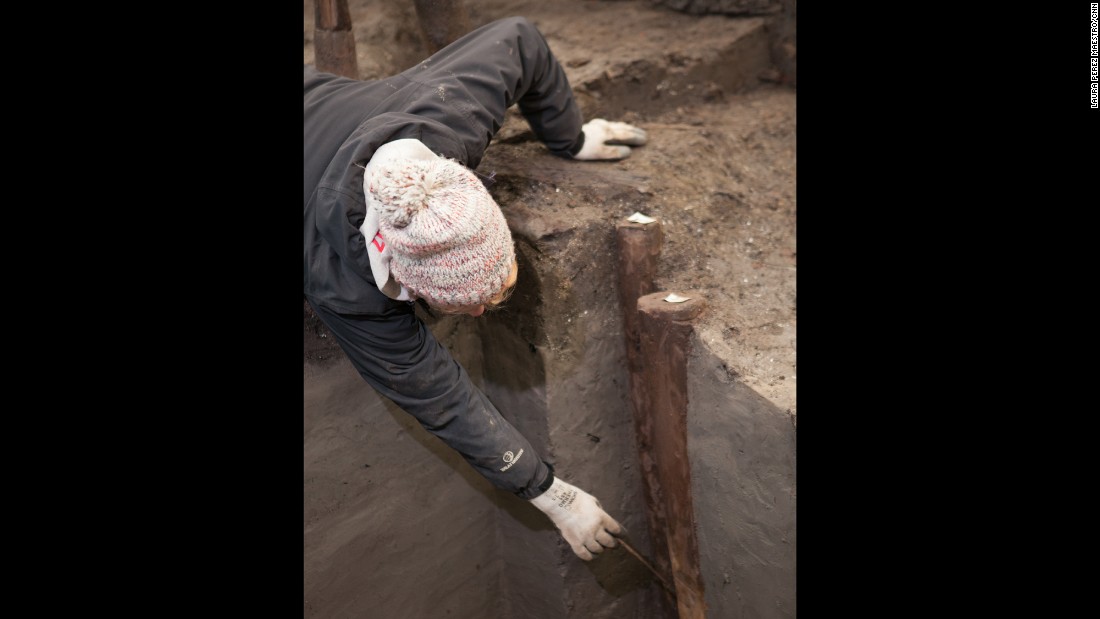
[303,0,796,413]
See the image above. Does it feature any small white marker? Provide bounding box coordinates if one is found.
[664,293,690,303]
[627,212,657,224]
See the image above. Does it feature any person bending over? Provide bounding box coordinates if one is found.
[303,16,647,560]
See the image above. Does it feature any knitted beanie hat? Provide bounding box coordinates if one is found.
[368,156,515,308]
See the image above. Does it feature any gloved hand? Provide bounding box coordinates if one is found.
[530,477,623,560]
[574,119,648,161]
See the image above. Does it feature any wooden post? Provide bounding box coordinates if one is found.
[616,220,677,614]
[314,0,359,79]
[636,291,708,619]
[617,216,708,618]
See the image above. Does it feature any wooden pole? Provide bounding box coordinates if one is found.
[617,217,708,618]
[313,0,359,79]
[616,220,678,614]
[636,290,708,619]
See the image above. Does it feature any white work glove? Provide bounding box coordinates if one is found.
[530,477,623,560]
[574,119,648,161]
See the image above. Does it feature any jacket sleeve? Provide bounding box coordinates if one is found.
[391,16,586,168]
[309,300,554,499]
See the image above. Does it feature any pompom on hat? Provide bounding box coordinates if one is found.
[366,152,515,308]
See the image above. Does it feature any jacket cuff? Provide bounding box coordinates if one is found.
[519,461,556,499]
[566,129,585,157]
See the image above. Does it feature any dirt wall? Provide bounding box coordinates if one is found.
[304,359,504,617]
[687,340,797,618]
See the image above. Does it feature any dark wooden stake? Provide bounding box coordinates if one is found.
[617,215,709,618]
[616,220,678,612]
[636,290,708,619]
[314,0,360,79]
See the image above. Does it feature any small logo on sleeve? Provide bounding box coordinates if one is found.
[499,448,524,472]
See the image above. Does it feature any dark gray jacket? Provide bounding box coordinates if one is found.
[303,17,584,498]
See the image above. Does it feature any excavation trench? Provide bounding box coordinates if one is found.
[305,210,794,619]
[304,2,795,616]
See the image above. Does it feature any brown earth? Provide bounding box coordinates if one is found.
[303,0,797,417]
